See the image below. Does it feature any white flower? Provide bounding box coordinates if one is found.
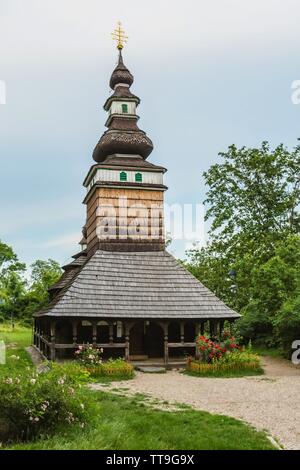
[4,378,13,384]
[34,417,39,422]
[80,403,84,409]
[30,378,36,385]
[58,378,65,385]
[80,422,85,428]
[10,355,20,360]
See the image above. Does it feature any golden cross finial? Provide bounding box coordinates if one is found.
[111,21,128,50]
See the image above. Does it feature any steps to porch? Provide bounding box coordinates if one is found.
[131,357,186,371]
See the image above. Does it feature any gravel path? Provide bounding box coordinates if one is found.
[91,356,300,450]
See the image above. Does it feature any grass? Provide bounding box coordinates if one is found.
[9,390,276,450]
[0,323,33,375]
[0,324,277,450]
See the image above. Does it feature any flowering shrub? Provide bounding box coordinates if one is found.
[0,363,90,444]
[74,344,103,366]
[195,331,240,363]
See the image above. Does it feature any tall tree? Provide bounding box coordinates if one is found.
[203,141,300,258]
[186,142,300,352]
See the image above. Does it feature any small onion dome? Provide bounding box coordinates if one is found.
[109,50,133,90]
[93,130,153,163]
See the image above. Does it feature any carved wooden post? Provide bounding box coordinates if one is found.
[180,321,184,344]
[163,322,169,366]
[125,322,130,362]
[92,321,97,346]
[109,322,114,344]
[72,320,78,345]
[50,320,56,361]
[195,323,201,360]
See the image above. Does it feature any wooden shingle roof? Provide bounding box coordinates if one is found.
[36,250,240,320]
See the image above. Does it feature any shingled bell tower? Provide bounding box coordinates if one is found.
[83,23,167,255]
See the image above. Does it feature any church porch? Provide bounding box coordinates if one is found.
[32,317,234,364]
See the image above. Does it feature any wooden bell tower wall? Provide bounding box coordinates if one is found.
[85,186,165,254]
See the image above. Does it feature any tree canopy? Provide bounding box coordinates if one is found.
[186,141,300,354]
[0,242,62,323]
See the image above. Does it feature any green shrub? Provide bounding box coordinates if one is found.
[0,363,90,444]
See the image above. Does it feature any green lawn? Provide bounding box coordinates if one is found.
[10,390,275,450]
[0,325,277,450]
[0,324,32,375]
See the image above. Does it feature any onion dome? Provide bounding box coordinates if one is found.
[109,50,133,90]
[92,46,153,163]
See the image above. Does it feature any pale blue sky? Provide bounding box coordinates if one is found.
[1,0,300,266]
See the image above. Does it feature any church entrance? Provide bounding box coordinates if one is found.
[129,321,164,360]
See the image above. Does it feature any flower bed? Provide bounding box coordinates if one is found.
[187,351,262,376]
[85,358,134,378]
[74,347,134,378]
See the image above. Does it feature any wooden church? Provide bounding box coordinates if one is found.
[33,24,239,364]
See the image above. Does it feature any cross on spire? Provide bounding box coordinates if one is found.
[111,21,128,50]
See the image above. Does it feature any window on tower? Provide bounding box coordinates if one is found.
[121,103,128,113]
[135,172,142,182]
[120,171,127,182]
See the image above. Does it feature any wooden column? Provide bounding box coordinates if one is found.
[200,321,205,335]
[163,322,169,365]
[180,321,185,344]
[195,323,201,360]
[50,320,56,361]
[109,322,114,344]
[92,322,97,346]
[125,322,130,361]
[72,320,78,345]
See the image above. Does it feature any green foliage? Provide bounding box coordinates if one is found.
[0,364,91,444]
[0,240,62,323]
[186,141,300,355]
